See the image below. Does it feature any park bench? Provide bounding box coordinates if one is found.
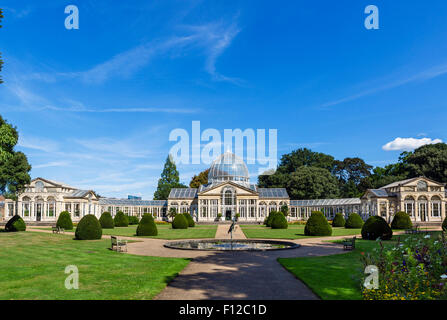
[111,236,128,252]
[52,226,64,234]
[343,236,356,251]
[405,225,421,234]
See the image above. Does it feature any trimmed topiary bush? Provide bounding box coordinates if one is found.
[391,211,413,230]
[271,213,288,229]
[266,211,283,227]
[56,211,73,230]
[361,215,393,240]
[114,211,129,227]
[304,211,332,236]
[183,213,195,227]
[5,215,26,232]
[345,213,364,229]
[172,214,188,229]
[136,214,158,236]
[332,212,346,227]
[128,215,139,225]
[75,214,102,240]
[99,212,114,229]
[443,216,447,232]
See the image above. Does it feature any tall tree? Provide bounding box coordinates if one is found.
[189,169,209,188]
[404,143,447,182]
[277,148,335,174]
[153,155,186,200]
[333,157,373,197]
[0,8,4,84]
[286,166,339,200]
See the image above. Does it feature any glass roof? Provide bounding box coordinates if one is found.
[258,188,289,198]
[168,188,198,199]
[99,199,167,206]
[209,152,250,186]
[290,198,361,206]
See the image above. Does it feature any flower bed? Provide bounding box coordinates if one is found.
[361,232,447,300]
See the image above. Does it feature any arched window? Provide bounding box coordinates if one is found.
[224,190,235,206]
[47,197,56,217]
[431,195,441,217]
[22,196,31,217]
[35,181,44,192]
[404,196,415,217]
[417,181,428,192]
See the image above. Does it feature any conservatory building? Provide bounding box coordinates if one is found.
[2,153,446,225]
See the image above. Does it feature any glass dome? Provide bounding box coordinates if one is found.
[208,152,250,185]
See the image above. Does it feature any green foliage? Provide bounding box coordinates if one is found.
[271,213,288,229]
[189,169,209,188]
[172,214,188,229]
[99,212,114,229]
[128,215,139,225]
[5,215,26,232]
[56,211,73,230]
[168,207,177,220]
[304,211,332,236]
[183,213,195,227]
[75,214,102,240]
[280,204,289,216]
[361,233,447,300]
[114,211,129,227]
[361,216,392,240]
[345,213,364,229]
[265,211,282,227]
[154,155,187,200]
[332,212,345,227]
[333,158,373,198]
[405,143,447,182]
[391,211,413,230]
[136,214,158,236]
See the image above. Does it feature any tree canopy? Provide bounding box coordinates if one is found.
[153,155,187,200]
[189,169,209,188]
[0,115,31,200]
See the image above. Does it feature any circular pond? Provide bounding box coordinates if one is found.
[164,239,300,251]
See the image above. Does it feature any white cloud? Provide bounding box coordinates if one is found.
[33,161,71,169]
[382,137,443,151]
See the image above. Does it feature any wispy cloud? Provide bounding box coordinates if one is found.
[320,63,447,108]
[33,161,71,169]
[382,137,443,151]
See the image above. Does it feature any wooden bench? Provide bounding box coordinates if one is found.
[52,226,65,234]
[111,236,128,252]
[343,236,356,251]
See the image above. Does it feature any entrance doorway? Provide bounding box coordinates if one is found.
[36,203,42,221]
[225,210,232,221]
[419,202,427,222]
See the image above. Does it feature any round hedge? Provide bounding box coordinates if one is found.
[332,213,346,227]
[5,215,26,232]
[304,211,332,236]
[271,213,288,229]
[361,216,393,240]
[172,214,188,229]
[114,211,129,227]
[136,214,158,236]
[56,211,73,230]
[183,213,195,227]
[128,215,139,225]
[99,212,114,229]
[391,211,413,230]
[266,211,283,227]
[443,216,447,232]
[345,213,364,229]
[75,214,102,240]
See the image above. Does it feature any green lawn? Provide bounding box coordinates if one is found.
[241,225,362,239]
[0,231,189,299]
[40,224,217,240]
[277,233,432,300]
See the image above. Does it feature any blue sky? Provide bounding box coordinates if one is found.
[1,0,447,199]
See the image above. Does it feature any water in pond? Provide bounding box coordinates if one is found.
[164,240,299,251]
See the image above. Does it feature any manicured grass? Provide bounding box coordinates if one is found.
[39,224,217,240]
[0,231,189,299]
[241,225,361,239]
